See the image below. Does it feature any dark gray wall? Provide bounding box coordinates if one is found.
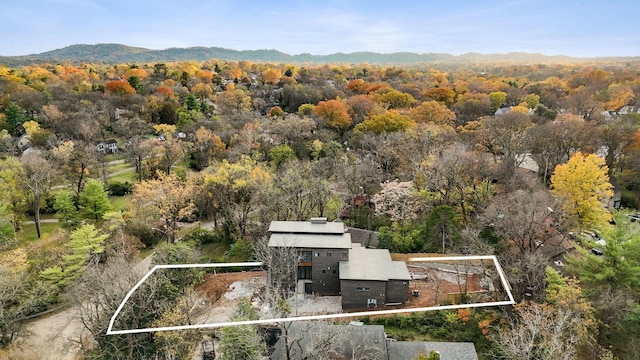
[306,248,348,295]
[340,280,386,309]
[386,280,409,304]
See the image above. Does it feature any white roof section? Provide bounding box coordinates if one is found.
[268,220,345,235]
[340,245,411,281]
[268,233,352,249]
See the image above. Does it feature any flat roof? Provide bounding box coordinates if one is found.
[268,233,352,249]
[340,245,411,281]
[269,220,345,235]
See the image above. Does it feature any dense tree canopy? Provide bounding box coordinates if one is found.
[2,58,640,359]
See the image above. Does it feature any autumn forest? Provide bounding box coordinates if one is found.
[1,57,640,359]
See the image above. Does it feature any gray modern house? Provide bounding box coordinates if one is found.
[268,218,411,309]
[340,243,411,309]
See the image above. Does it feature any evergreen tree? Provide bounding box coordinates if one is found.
[3,102,26,136]
[53,190,78,227]
[78,179,112,222]
[41,224,107,286]
[218,298,265,360]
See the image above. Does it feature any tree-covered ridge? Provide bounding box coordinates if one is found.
[2,43,639,66]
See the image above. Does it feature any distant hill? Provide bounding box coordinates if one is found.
[1,43,638,66]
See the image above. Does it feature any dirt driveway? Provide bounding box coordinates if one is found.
[14,255,153,360]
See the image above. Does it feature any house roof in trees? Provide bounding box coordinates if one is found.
[271,323,388,360]
[340,244,411,281]
[268,218,345,234]
[386,341,479,360]
[268,233,352,249]
[271,322,480,360]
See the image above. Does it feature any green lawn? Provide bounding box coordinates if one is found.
[108,168,137,183]
[17,221,63,243]
[107,162,132,173]
[109,195,132,212]
[197,242,230,262]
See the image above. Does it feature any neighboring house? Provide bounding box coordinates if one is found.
[268,218,411,309]
[347,227,379,248]
[387,341,480,360]
[271,322,479,360]
[17,134,31,153]
[96,139,118,154]
[340,243,411,309]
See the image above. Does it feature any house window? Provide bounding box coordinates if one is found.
[315,252,320,257]
[332,270,337,274]
[356,287,370,292]
[322,270,326,274]
[342,252,348,258]
[298,266,312,280]
[326,252,332,257]
[301,251,312,262]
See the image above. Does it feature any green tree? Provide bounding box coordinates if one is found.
[53,190,78,227]
[127,75,143,93]
[185,94,199,111]
[218,298,265,360]
[152,242,203,297]
[269,144,296,169]
[566,212,640,356]
[78,179,112,222]
[3,102,26,136]
[488,91,507,111]
[41,224,107,286]
[0,203,16,248]
[422,205,461,253]
[551,152,613,229]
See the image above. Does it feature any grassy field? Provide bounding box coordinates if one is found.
[107,162,131,172]
[17,221,63,243]
[109,195,132,212]
[108,168,137,183]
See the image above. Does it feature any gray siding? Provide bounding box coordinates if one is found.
[302,248,347,295]
[386,279,409,304]
[340,280,386,309]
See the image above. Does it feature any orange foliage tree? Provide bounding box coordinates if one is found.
[105,80,136,95]
[313,99,352,133]
[410,101,456,126]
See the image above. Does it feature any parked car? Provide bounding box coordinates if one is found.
[202,340,215,360]
[591,248,604,256]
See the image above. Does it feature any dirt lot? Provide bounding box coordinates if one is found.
[407,267,487,308]
[195,271,267,324]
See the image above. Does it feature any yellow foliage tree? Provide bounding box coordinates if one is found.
[354,110,416,134]
[132,173,196,243]
[551,152,613,229]
[153,124,176,140]
[21,120,41,137]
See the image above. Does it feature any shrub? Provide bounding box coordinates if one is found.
[107,181,132,196]
[181,227,223,245]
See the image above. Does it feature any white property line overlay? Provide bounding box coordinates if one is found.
[107,255,514,335]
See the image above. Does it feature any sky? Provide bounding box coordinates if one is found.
[1,0,639,58]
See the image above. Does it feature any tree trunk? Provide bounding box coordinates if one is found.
[136,155,142,181]
[34,195,41,238]
[76,163,86,195]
